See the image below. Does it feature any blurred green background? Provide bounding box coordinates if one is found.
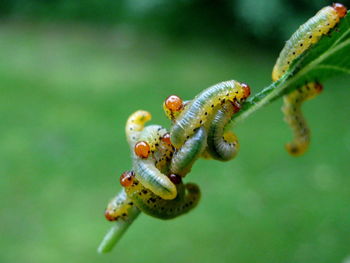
[1,0,350,263]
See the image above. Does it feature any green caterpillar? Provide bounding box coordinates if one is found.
[170,81,250,148]
[272,4,347,81]
[133,125,177,200]
[124,173,200,219]
[170,127,207,177]
[104,188,139,222]
[282,83,323,156]
[272,3,347,156]
[206,101,240,161]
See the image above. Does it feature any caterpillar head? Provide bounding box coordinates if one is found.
[134,141,151,158]
[120,170,135,187]
[161,132,172,145]
[163,95,184,120]
[314,82,323,93]
[332,3,347,18]
[241,83,251,99]
[168,174,183,183]
[286,142,308,156]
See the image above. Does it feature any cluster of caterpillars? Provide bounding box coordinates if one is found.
[273,3,347,156]
[101,3,347,252]
[105,80,251,225]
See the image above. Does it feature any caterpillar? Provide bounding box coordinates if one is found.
[125,110,152,145]
[104,187,140,222]
[170,127,207,177]
[272,3,347,81]
[100,186,141,253]
[123,171,200,219]
[272,3,347,156]
[170,80,250,148]
[282,82,323,156]
[133,125,177,200]
[206,101,240,161]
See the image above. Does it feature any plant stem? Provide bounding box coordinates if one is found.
[232,73,291,125]
[97,208,141,253]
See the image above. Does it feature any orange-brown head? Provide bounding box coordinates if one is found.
[315,82,323,94]
[164,95,183,112]
[241,83,251,99]
[333,3,347,18]
[134,141,150,158]
[161,133,172,145]
[104,209,117,221]
[120,170,135,187]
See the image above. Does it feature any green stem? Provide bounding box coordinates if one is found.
[231,73,292,125]
[97,208,141,253]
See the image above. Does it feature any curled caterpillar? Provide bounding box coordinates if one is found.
[104,187,140,222]
[123,172,200,219]
[170,127,207,177]
[170,80,250,148]
[133,125,177,200]
[206,101,240,161]
[125,110,152,145]
[282,83,323,156]
[272,3,347,81]
[272,3,347,156]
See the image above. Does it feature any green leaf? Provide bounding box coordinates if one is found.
[233,12,350,124]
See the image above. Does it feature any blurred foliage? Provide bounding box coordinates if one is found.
[1,22,350,263]
[0,0,344,45]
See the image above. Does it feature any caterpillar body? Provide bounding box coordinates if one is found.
[133,125,177,200]
[170,127,207,177]
[125,110,152,145]
[104,188,140,222]
[170,80,250,148]
[206,101,240,161]
[125,176,200,219]
[272,3,346,156]
[282,82,323,156]
[272,4,347,81]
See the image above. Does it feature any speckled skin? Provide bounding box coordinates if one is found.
[272,5,345,156]
[170,127,207,177]
[133,125,177,200]
[282,83,323,156]
[125,177,200,219]
[170,80,248,148]
[125,110,152,145]
[272,6,341,81]
[104,188,139,221]
[206,102,240,161]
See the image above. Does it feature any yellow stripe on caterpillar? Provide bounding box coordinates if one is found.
[272,4,347,81]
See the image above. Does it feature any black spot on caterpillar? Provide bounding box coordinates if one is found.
[272,3,346,156]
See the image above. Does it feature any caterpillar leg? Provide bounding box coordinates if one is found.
[206,101,240,161]
[282,82,323,156]
[170,127,207,177]
[124,172,200,219]
[98,189,141,253]
[133,125,177,200]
